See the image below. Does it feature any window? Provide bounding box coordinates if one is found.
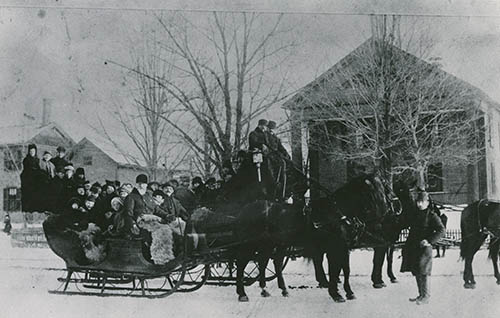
[427,163,443,192]
[3,187,21,212]
[3,147,23,172]
[83,155,93,166]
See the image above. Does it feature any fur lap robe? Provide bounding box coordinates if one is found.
[137,215,175,265]
[78,223,107,263]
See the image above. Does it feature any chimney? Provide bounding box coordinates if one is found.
[42,98,52,126]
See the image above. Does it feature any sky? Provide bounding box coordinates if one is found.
[1,0,500,162]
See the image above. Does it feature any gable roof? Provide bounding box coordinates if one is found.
[73,137,148,168]
[284,37,500,113]
[0,122,75,145]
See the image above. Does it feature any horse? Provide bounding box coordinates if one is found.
[308,172,401,302]
[460,199,500,289]
[369,179,413,288]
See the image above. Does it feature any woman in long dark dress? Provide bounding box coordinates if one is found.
[20,144,42,212]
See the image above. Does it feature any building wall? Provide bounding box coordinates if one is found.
[70,139,120,184]
[484,104,500,202]
[117,166,149,185]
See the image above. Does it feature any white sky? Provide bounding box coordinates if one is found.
[1,0,500,159]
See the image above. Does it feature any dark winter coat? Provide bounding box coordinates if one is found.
[20,155,41,212]
[50,156,69,171]
[61,177,77,206]
[401,206,445,275]
[174,186,197,212]
[248,127,269,151]
[122,188,148,235]
[266,131,290,159]
[48,176,65,212]
[158,195,188,221]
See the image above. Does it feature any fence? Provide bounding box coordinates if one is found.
[398,228,490,246]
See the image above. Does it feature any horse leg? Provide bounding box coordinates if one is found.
[326,251,344,303]
[371,246,386,288]
[463,236,485,288]
[386,245,397,283]
[236,255,251,301]
[313,252,329,288]
[435,246,440,258]
[258,253,271,297]
[489,239,500,284]
[273,252,289,297]
[342,249,355,300]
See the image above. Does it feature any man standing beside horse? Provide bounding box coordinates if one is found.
[401,190,445,305]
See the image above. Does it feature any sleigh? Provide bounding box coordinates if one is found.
[43,212,299,298]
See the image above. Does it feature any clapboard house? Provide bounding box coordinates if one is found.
[285,38,500,205]
[70,137,188,185]
[0,122,75,214]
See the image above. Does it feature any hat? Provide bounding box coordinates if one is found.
[110,197,123,207]
[84,196,96,203]
[64,163,75,171]
[161,182,174,189]
[258,119,268,126]
[56,146,66,152]
[90,186,100,194]
[75,167,85,175]
[119,185,131,194]
[206,177,216,185]
[267,121,277,129]
[55,166,65,173]
[43,151,51,156]
[114,180,121,187]
[152,190,165,198]
[76,183,85,189]
[27,144,37,151]
[416,190,429,202]
[192,176,203,185]
[136,174,148,184]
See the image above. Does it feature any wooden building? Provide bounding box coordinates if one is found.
[0,122,75,214]
[284,39,500,205]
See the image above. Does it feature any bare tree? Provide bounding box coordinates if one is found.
[99,29,190,180]
[302,15,483,188]
[144,12,295,173]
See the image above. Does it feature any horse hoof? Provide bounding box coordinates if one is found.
[282,290,289,297]
[390,279,398,283]
[372,283,386,289]
[464,283,476,289]
[261,290,271,297]
[239,295,249,302]
[332,295,346,303]
[346,293,356,300]
[317,282,329,288]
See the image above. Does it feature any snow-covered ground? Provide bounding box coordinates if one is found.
[0,231,499,318]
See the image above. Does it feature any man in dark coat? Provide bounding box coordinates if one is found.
[74,167,86,186]
[20,144,41,212]
[61,163,76,206]
[248,119,269,152]
[48,167,66,212]
[160,183,189,221]
[401,190,445,305]
[50,146,69,171]
[122,174,149,237]
[191,177,206,205]
[170,179,197,213]
[266,121,290,159]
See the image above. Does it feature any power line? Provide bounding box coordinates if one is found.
[1,4,500,19]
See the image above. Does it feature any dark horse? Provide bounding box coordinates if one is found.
[206,151,397,302]
[460,199,500,288]
[313,178,408,292]
[308,172,401,302]
[369,180,414,288]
